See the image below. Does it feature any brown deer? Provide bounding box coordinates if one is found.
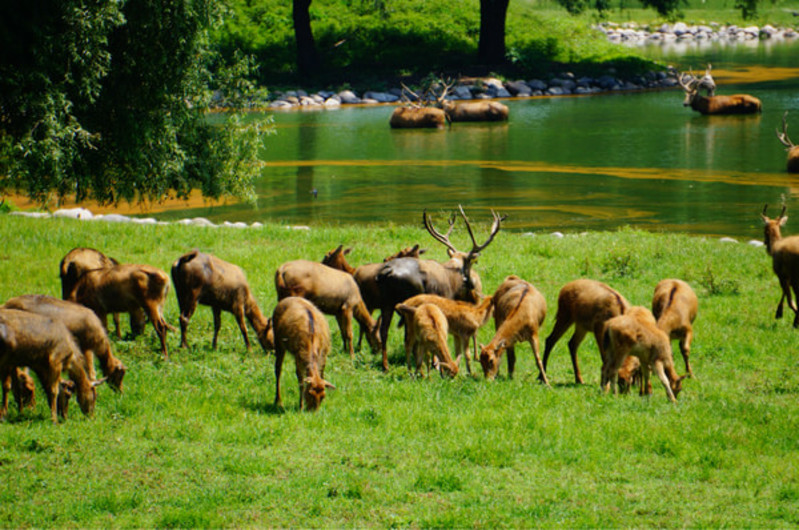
[399,293,493,374]
[171,250,271,353]
[274,259,381,359]
[270,297,334,411]
[68,264,172,358]
[652,279,698,377]
[776,111,799,173]
[59,247,146,338]
[479,276,548,384]
[0,308,102,423]
[601,306,687,403]
[322,244,426,350]
[394,302,461,378]
[760,204,799,327]
[677,70,761,115]
[541,279,630,385]
[3,295,127,391]
[441,100,509,122]
[375,206,504,371]
[10,368,36,412]
[389,82,448,129]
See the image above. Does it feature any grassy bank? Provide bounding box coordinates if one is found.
[1,214,798,527]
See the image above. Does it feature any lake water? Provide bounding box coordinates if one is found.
[155,39,799,239]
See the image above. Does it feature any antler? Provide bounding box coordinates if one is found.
[458,205,505,259]
[776,111,796,149]
[434,77,456,105]
[423,209,458,254]
[677,70,698,92]
[400,83,424,108]
[763,203,787,220]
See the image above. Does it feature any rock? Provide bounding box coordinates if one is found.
[527,79,548,91]
[97,213,132,223]
[53,208,93,219]
[505,80,531,96]
[337,90,361,104]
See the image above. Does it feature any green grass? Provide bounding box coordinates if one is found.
[1,215,798,527]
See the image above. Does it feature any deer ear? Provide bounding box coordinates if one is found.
[324,380,336,390]
[497,338,507,349]
[780,216,789,226]
[454,354,463,367]
[92,377,107,388]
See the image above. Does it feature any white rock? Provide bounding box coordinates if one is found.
[53,207,93,219]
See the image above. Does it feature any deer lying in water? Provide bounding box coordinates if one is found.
[59,247,146,338]
[0,309,102,423]
[399,293,493,375]
[375,206,504,371]
[677,69,761,115]
[441,100,509,122]
[389,83,448,129]
[270,297,334,411]
[652,279,698,377]
[394,302,461,378]
[480,276,548,384]
[776,111,799,173]
[68,263,172,358]
[761,204,799,327]
[172,250,271,352]
[601,306,687,403]
[3,295,127,391]
[541,279,630,384]
[275,258,381,359]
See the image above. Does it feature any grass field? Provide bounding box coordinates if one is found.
[0,213,798,527]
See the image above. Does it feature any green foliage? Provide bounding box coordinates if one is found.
[0,0,267,207]
[735,0,759,19]
[1,215,798,526]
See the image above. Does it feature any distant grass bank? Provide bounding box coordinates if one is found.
[1,214,798,527]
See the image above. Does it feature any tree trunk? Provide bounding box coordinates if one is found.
[293,0,319,77]
[478,0,510,65]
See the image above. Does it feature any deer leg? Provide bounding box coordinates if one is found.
[790,278,799,328]
[233,306,252,351]
[129,307,147,337]
[296,366,304,411]
[145,303,168,359]
[379,306,394,372]
[211,307,222,350]
[679,331,693,377]
[776,278,790,319]
[567,328,588,385]
[541,316,573,379]
[178,292,199,348]
[273,345,285,409]
[112,313,122,339]
[653,361,677,403]
[336,310,355,360]
[506,346,516,379]
[0,369,11,421]
[529,335,549,386]
[456,335,472,375]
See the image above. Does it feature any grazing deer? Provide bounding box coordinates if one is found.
[541,279,630,385]
[776,111,799,173]
[322,244,426,350]
[601,306,687,403]
[676,69,761,115]
[480,276,548,384]
[171,251,271,352]
[375,206,504,371]
[394,302,461,378]
[399,293,493,374]
[59,247,145,338]
[68,264,172,358]
[760,204,799,327]
[274,259,381,359]
[652,279,698,377]
[270,297,334,411]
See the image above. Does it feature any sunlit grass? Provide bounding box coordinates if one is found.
[0,215,797,527]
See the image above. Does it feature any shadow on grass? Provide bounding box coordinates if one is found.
[240,397,286,416]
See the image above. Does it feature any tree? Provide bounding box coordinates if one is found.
[293,0,320,77]
[478,0,510,65]
[0,0,264,207]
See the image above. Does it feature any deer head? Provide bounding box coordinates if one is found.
[761,203,788,254]
[676,69,700,106]
[423,205,505,295]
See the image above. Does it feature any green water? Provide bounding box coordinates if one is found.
[158,40,799,238]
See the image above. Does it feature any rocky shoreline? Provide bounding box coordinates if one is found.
[265,70,677,111]
[259,21,797,111]
[598,21,799,46]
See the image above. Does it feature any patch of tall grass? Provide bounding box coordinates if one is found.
[0,214,797,527]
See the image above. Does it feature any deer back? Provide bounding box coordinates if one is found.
[276,260,361,313]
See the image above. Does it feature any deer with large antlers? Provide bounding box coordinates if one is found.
[761,204,799,327]
[374,206,504,371]
[776,111,799,173]
[676,68,761,115]
[389,82,449,129]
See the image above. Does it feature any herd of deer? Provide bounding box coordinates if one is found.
[3,194,799,418]
[389,69,799,173]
